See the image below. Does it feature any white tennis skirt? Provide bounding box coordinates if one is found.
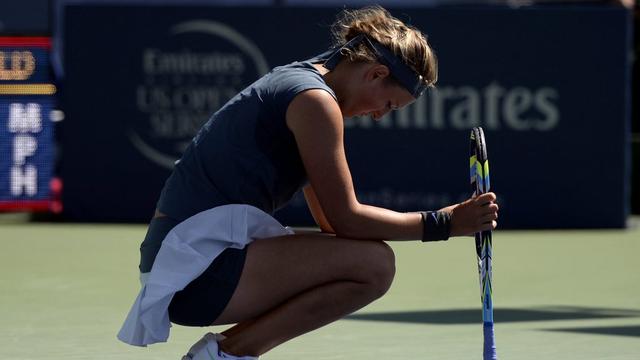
[117,204,293,347]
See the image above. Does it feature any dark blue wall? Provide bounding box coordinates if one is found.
[0,0,49,34]
[59,5,632,228]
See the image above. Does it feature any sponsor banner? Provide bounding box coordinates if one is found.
[0,37,56,212]
[61,5,631,227]
[0,97,55,206]
[0,37,51,84]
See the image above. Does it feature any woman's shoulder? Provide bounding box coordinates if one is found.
[267,60,335,97]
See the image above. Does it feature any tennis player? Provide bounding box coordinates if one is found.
[118,6,498,360]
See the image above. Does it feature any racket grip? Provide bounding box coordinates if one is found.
[483,322,497,360]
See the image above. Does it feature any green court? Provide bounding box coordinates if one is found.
[2,220,639,359]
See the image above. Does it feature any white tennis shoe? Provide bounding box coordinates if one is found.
[181,333,220,360]
[182,333,258,360]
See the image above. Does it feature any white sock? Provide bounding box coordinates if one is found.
[183,333,220,360]
[184,333,258,360]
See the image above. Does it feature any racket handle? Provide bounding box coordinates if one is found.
[483,322,497,360]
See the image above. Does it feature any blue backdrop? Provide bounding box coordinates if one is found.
[60,5,631,228]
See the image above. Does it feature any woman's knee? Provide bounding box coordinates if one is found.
[353,240,396,298]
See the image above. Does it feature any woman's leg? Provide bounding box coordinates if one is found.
[212,234,396,357]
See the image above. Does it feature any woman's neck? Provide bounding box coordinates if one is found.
[312,62,352,113]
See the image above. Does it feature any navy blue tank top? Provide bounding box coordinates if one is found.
[156,56,336,222]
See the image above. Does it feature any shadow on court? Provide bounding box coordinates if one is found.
[346,306,640,325]
[545,325,640,338]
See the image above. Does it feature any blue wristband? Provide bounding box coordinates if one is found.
[420,211,451,242]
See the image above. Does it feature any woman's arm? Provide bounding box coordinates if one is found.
[286,89,420,240]
[303,184,335,234]
[287,89,497,241]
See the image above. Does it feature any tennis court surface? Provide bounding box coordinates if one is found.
[1,220,639,359]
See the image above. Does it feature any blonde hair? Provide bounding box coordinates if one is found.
[330,6,438,88]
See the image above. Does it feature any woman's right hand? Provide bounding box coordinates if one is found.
[446,192,499,237]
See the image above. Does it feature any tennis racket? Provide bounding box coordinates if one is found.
[469,127,497,360]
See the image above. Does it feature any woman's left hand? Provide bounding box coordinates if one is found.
[441,192,499,237]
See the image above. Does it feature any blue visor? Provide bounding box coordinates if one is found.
[324,34,427,98]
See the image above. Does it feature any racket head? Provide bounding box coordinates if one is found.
[469,127,496,327]
[470,127,490,195]
[470,127,492,258]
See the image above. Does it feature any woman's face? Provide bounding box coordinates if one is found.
[343,64,416,119]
